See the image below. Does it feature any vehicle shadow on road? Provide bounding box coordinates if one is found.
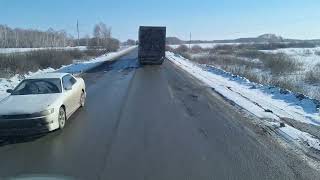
[0,133,47,147]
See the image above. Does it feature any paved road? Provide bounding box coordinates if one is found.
[0,49,319,180]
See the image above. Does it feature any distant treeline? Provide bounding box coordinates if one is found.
[215,42,317,50]
[166,35,320,47]
[0,25,73,48]
[0,23,121,51]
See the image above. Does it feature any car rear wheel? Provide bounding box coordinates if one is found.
[58,107,66,129]
[80,92,85,107]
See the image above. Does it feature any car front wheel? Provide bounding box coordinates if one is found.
[58,107,66,129]
[80,92,85,107]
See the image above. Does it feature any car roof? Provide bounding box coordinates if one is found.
[27,72,70,80]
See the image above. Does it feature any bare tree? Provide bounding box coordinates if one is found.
[91,22,115,50]
[93,24,101,46]
[0,24,73,48]
[84,34,90,46]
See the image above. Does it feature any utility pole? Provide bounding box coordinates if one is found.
[77,20,80,46]
[189,32,192,49]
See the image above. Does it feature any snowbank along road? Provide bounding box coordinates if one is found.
[0,49,319,180]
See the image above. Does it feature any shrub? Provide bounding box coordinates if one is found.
[193,54,261,70]
[166,45,174,52]
[209,45,236,55]
[235,49,264,59]
[303,49,312,56]
[269,77,302,93]
[314,51,320,56]
[191,45,203,53]
[179,52,192,60]
[259,53,301,75]
[171,45,192,59]
[84,49,107,57]
[88,38,120,52]
[105,38,120,52]
[305,67,320,84]
[175,45,189,54]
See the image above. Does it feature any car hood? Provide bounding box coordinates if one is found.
[0,94,61,115]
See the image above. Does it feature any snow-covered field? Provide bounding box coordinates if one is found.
[167,52,320,151]
[261,47,320,70]
[181,45,320,100]
[0,46,87,54]
[169,43,242,49]
[0,46,136,101]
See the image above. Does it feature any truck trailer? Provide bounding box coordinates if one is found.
[138,26,166,65]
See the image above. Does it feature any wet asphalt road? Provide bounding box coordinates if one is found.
[0,49,319,180]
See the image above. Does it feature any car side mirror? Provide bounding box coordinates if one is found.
[6,89,13,94]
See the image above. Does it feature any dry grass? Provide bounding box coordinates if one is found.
[259,53,302,75]
[315,51,320,56]
[0,49,107,77]
[305,65,320,84]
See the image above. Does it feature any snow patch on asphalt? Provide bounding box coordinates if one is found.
[0,46,136,101]
[166,51,320,151]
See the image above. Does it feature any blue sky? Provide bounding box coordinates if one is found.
[1,0,320,41]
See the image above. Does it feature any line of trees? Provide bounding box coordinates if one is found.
[0,25,73,48]
[0,22,122,51]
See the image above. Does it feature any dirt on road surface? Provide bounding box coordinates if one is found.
[0,49,319,180]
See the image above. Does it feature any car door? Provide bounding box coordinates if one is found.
[62,75,78,117]
[69,75,82,107]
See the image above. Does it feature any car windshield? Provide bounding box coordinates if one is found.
[12,78,62,95]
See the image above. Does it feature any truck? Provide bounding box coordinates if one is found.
[138,26,166,65]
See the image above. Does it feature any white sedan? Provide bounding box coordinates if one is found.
[0,73,86,135]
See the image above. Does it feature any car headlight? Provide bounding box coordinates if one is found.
[33,108,55,117]
[0,109,55,119]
